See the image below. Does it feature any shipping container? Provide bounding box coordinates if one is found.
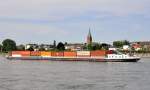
[90,50,106,57]
[30,51,41,56]
[11,51,30,56]
[41,51,52,57]
[51,51,64,57]
[64,51,77,57]
[51,51,57,56]
[77,51,90,57]
[56,52,64,57]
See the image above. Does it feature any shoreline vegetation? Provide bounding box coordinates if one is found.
[135,53,150,58]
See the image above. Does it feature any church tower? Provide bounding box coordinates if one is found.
[87,28,92,45]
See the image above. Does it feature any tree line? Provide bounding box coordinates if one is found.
[0,39,112,52]
[4,39,148,53]
[0,39,66,52]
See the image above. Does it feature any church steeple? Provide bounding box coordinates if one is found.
[87,28,92,44]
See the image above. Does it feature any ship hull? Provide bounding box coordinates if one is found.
[6,56,140,62]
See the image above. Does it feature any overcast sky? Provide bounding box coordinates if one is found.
[0,0,150,44]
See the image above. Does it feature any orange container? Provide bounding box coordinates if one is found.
[56,52,64,57]
[11,51,31,56]
[90,50,106,56]
[51,51,64,57]
[41,51,52,56]
[51,51,57,56]
[64,51,77,57]
[30,51,41,56]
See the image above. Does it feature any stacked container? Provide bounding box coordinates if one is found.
[51,51,64,57]
[56,52,64,57]
[77,51,90,57]
[41,51,52,57]
[11,50,109,58]
[11,51,30,57]
[90,50,106,57]
[51,51,57,56]
[64,51,77,57]
[30,51,41,56]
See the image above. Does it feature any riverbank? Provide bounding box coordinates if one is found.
[135,53,150,58]
[0,52,7,57]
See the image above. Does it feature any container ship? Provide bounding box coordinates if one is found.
[6,50,140,62]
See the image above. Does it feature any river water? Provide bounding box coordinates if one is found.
[0,57,150,90]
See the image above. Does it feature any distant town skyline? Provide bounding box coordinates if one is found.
[0,0,150,44]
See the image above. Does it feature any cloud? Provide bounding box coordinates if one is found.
[0,0,149,22]
[0,0,150,44]
[0,22,69,44]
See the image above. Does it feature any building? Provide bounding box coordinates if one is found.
[25,44,39,50]
[65,43,84,51]
[39,44,54,51]
[87,28,92,45]
[123,45,130,50]
[131,43,141,51]
[25,44,54,51]
[131,41,150,51]
[138,41,150,47]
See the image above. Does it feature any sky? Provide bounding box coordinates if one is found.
[0,0,150,45]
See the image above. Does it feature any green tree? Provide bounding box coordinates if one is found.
[2,39,17,52]
[113,40,130,48]
[101,43,110,50]
[124,40,130,45]
[92,44,102,50]
[57,42,65,51]
[113,41,123,48]
[87,44,93,51]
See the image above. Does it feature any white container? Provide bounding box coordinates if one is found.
[12,54,22,57]
[77,51,90,56]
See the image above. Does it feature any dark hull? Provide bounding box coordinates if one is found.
[6,56,140,62]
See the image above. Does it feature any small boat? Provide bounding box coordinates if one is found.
[6,50,140,62]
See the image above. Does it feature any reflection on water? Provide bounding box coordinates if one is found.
[0,57,150,90]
